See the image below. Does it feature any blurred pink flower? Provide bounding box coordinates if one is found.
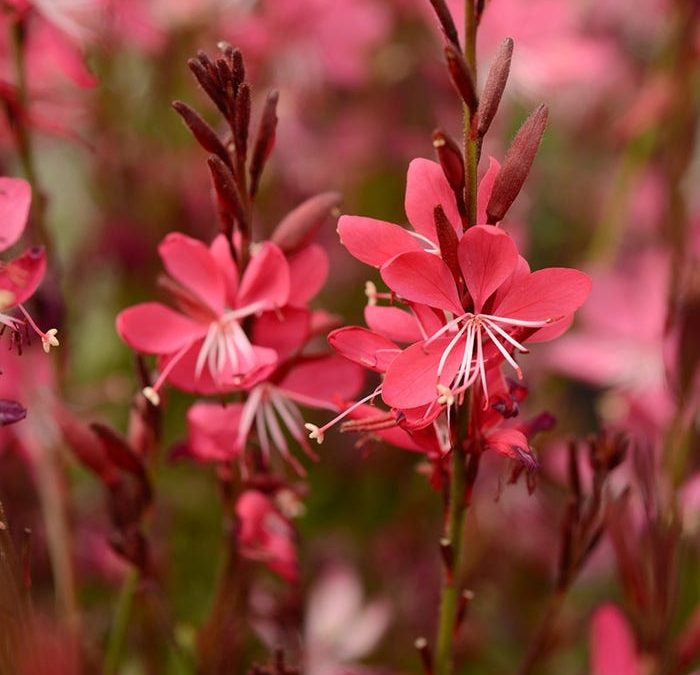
[589,603,640,675]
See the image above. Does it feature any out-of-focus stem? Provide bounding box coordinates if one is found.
[103,568,140,675]
[434,394,474,675]
[516,589,566,675]
[463,0,478,228]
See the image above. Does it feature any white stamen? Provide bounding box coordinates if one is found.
[142,386,160,406]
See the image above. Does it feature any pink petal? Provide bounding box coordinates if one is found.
[457,225,518,312]
[0,177,31,252]
[328,326,400,373]
[158,232,225,314]
[483,428,537,469]
[237,241,289,311]
[337,215,424,268]
[186,401,243,463]
[494,268,593,321]
[0,246,46,306]
[364,305,423,343]
[381,251,463,314]
[279,354,365,410]
[382,338,462,409]
[116,303,206,354]
[528,313,574,343]
[209,234,239,307]
[590,604,640,675]
[252,306,311,361]
[492,255,531,308]
[405,158,460,241]
[287,243,328,305]
[476,157,501,225]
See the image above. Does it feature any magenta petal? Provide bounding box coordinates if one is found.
[364,305,423,343]
[287,243,328,305]
[381,251,463,314]
[252,306,311,361]
[492,255,530,308]
[279,354,365,410]
[528,314,574,343]
[328,326,400,373]
[382,339,462,409]
[237,242,290,311]
[483,429,537,469]
[590,604,640,675]
[186,401,243,463]
[405,158,460,241]
[494,268,593,321]
[458,225,518,312]
[0,246,46,306]
[209,234,239,307]
[116,302,206,354]
[159,232,226,314]
[337,215,424,268]
[0,177,31,253]
[476,157,500,225]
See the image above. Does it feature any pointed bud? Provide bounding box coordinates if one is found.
[207,155,249,230]
[249,90,279,198]
[232,49,245,93]
[187,58,227,116]
[445,43,478,114]
[486,104,548,224]
[234,83,251,167]
[434,206,461,283]
[439,537,454,580]
[0,399,26,426]
[477,38,513,138]
[427,0,460,49]
[455,589,475,633]
[272,192,341,252]
[432,130,464,192]
[414,637,433,675]
[172,101,232,168]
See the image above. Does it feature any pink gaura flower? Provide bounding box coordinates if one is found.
[337,156,500,268]
[0,177,57,352]
[236,489,298,582]
[377,224,590,412]
[589,604,641,675]
[185,306,364,475]
[116,232,291,403]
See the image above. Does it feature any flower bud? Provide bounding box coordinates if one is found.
[272,192,341,252]
[477,38,514,138]
[444,43,478,114]
[249,91,279,198]
[172,100,231,168]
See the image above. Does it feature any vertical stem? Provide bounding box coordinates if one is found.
[103,568,140,675]
[463,0,478,228]
[434,394,474,675]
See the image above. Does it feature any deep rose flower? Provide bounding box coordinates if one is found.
[116,232,290,404]
[236,489,298,582]
[0,177,57,352]
[589,604,641,675]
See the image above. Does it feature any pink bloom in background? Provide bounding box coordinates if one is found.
[303,564,390,675]
[117,233,290,403]
[0,177,57,352]
[589,604,641,675]
[236,489,298,582]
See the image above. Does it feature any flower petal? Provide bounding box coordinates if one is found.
[116,302,206,354]
[476,156,501,225]
[337,215,425,268]
[405,158,460,241]
[328,326,400,373]
[590,604,640,675]
[279,354,365,410]
[381,251,463,314]
[483,428,537,470]
[237,241,290,311]
[458,225,518,312]
[186,401,243,463]
[382,338,463,409]
[209,234,239,307]
[0,246,46,306]
[252,306,311,361]
[0,177,31,252]
[159,232,225,314]
[493,268,592,321]
[287,243,328,305]
[364,305,423,343]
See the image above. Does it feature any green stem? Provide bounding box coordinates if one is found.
[434,394,474,675]
[463,0,478,228]
[103,568,140,675]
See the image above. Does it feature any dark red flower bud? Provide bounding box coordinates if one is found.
[434,205,461,284]
[432,129,464,192]
[0,399,26,426]
[272,191,341,252]
[172,101,231,168]
[444,44,478,114]
[207,154,249,230]
[427,0,460,49]
[249,91,279,198]
[234,83,251,167]
[187,58,227,116]
[486,104,548,224]
[477,38,513,138]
